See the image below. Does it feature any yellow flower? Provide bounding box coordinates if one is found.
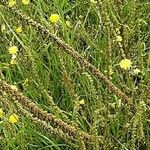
[8,0,16,7]
[22,0,30,5]
[16,26,22,33]
[90,0,97,4]
[9,114,19,124]
[0,108,3,118]
[119,59,132,70]
[10,59,17,65]
[116,35,122,42]
[133,68,140,75]
[49,14,60,23]
[8,46,18,54]
[79,99,85,105]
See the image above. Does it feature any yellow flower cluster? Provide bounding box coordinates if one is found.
[16,26,22,33]
[8,46,18,54]
[22,0,30,5]
[9,114,19,123]
[0,108,19,124]
[8,46,18,65]
[119,59,132,70]
[8,0,16,7]
[79,99,85,105]
[49,14,60,23]
[8,0,30,7]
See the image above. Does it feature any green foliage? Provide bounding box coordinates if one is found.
[0,0,150,149]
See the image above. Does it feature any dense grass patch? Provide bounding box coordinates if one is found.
[0,0,150,149]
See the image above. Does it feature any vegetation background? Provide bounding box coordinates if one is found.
[0,0,150,149]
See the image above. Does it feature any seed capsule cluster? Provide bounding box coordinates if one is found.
[0,79,102,144]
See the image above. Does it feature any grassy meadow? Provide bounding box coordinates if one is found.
[0,0,150,149]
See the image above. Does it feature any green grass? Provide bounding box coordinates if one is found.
[0,0,150,149]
